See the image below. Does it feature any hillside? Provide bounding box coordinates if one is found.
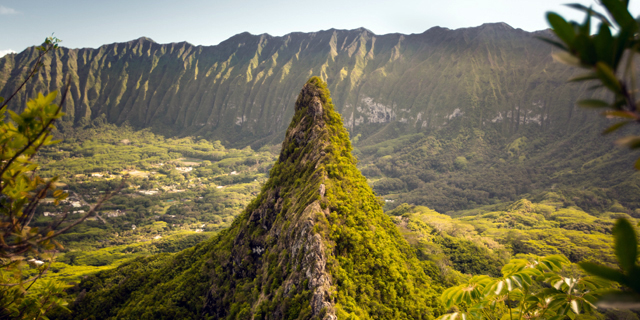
[0,24,602,145]
[62,78,441,319]
[3,24,638,213]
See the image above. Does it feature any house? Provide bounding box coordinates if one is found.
[138,190,159,196]
[28,259,44,266]
[106,210,126,218]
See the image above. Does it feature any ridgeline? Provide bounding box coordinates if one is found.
[3,26,638,213]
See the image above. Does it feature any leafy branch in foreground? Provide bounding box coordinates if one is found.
[541,0,640,168]
[0,36,61,111]
[0,37,127,319]
[439,255,612,320]
[579,218,640,308]
[542,0,640,310]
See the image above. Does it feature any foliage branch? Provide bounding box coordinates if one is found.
[541,0,640,168]
[438,255,612,320]
[542,0,640,309]
[0,36,126,319]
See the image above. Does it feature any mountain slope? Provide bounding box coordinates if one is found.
[0,25,598,146]
[66,77,441,319]
[5,25,638,217]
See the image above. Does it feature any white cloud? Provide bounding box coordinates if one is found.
[0,49,17,58]
[0,5,18,15]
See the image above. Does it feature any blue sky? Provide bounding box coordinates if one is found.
[1,0,639,56]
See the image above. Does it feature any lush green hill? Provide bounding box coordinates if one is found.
[60,78,442,320]
[357,122,640,213]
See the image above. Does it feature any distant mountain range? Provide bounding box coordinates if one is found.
[3,24,637,213]
[0,23,598,146]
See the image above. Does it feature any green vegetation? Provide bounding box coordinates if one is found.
[580,218,640,307]
[36,75,640,318]
[28,124,277,285]
[439,255,612,320]
[0,37,89,319]
[543,0,640,168]
[3,12,639,318]
[4,22,639,226]
[392,197,630,268]
[357,127,640,214]
[303,77,440,319]
[55,77,445,319]
[392,199,640,319]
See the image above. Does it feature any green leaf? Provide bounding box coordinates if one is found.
[7,110,25,127]
[615,136,640,149]
[577,99,609,108]
[603,110,637,119]
[547,12,577,46]
[594,23,614,65]
[579,262,626,283]
[574,33,597,65]
[595,62,621,91]
[568,72,599,82]
[570,299,580,314]
[601,0,637,30]
[602,121,631,135]
[613,218,638,273]
[565,3,612,26]
[536,36,569,51]
[552,51,582,67]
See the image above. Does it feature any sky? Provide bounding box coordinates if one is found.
[2,0,640,57]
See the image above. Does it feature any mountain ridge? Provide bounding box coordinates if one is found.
[0,23,594,148]
[5,23,637,213]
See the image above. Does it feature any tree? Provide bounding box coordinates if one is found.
[438,255,612,320]
[540,0,640,169]
[0,37,125,319]
[440,3,640,316]
[579,218,640,308]
[540,0,640,309]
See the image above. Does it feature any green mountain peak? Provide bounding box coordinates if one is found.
[68,77,440,319]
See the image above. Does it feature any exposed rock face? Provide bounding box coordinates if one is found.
[199,77,439,319]
[0,25,595,146]
[201,80,339,317]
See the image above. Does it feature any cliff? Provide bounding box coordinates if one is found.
[0,25,595,146]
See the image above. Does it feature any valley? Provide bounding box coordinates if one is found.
[28,125,278,284]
